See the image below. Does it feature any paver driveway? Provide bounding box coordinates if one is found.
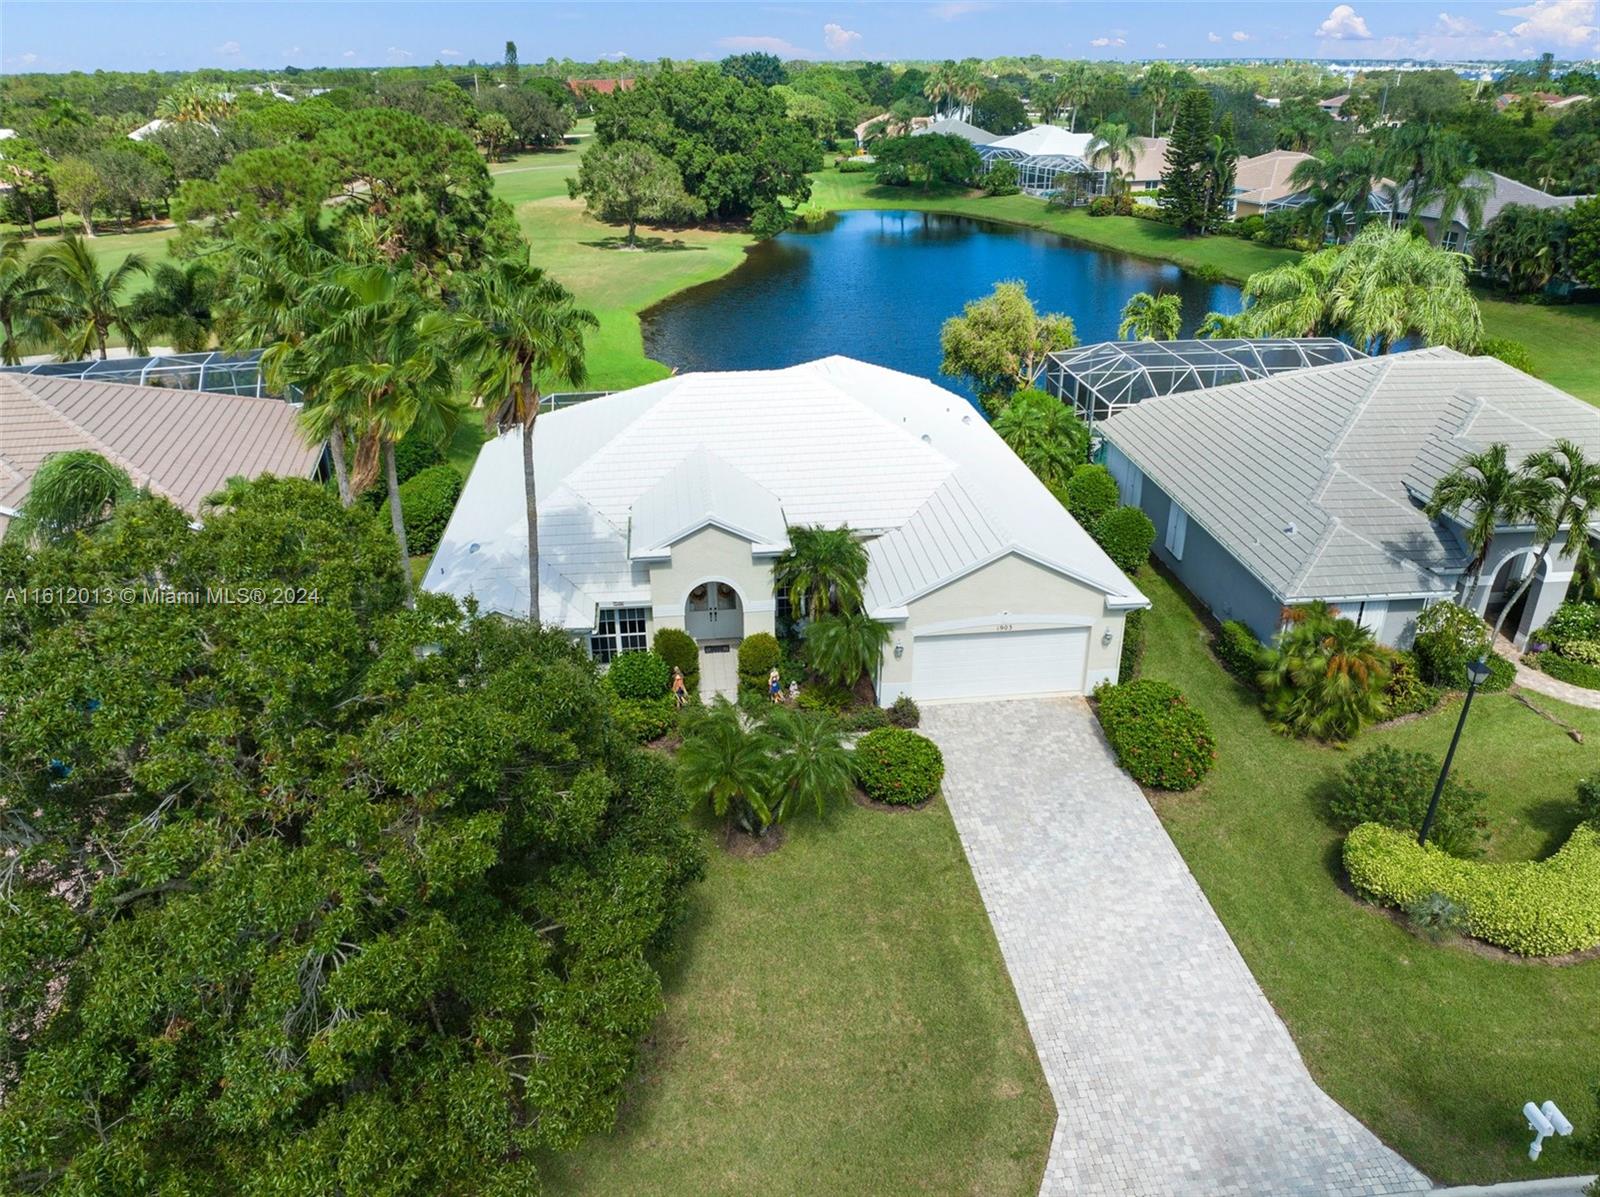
[920,698,1431,1197]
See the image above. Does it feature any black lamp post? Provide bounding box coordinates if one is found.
[1418,656,1493,848]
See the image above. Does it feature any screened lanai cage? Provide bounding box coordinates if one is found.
[0,350,295,400]
[1043,338,1366,427]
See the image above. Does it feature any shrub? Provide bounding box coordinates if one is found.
[1093,505,1156,574]
[795,680,853,714]
[382,464,463,555]
[1530,651,1600,690]
[1544,600,1600,648]
[853,727,945,805]
[845,705,891,733]
[1480,650,1515,693]
[1064,464,1120,525]
[1114,193,1134,217]
[837,156,875,173]
[1480,336,1537,376]
[1213,620,1263,684]
[1406,891,1468,942]
[613,695,677,743]
[652,626,700,692]
[1343,821,1600,956]
[1094,679,1215,791]
[1559,638,1600,665]
[983,159,1020,196]
[1412,601,1490,687]
[1382,650,1440,717]
[362,434,446,505]
[737,632,781,677]
[1232,214,1266,241]
[888,694,921,728]
[605,649,672,700]
[1119,608,1146,682]
[1087,196,1115,216]
[1259,602,1389,741]
[1326,745,1488,857]
[1577,778,1600,823]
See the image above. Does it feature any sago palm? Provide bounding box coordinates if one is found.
[34,235,148,360]
[767,708,853,821]
[1425,442,1550,605]
[806,610,891,699]
[1117,291,1181,341]
[677,697,774,837]
[450,257,597,625]
[1259,603,1389,741]
[773,525,870,618]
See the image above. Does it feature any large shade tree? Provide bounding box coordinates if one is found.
[0,479,703,1194]
[939,279,1076,412]
[566,140,702,247]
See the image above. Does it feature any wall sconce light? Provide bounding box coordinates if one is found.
[893,642,904,658]
[1101,629,1114,646]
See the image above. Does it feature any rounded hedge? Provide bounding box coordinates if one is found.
[1327,744,1486,857]
[1064,464,1120,526]
[1093,505,1156,574]
[1213,620,1263,684]
[1344,821,1600,956]
[1480,336,1537,376]
[888,694,921,729]
[652,626,700,691]
[613,695,677,743]
[606,650,671,700]
[383,464,463,555]
[363,434,447,506]
[1094,679,1214,791]
[737,632,781,678]
[853,727,944,806]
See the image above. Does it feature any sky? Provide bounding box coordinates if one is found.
[3,0,1599,74]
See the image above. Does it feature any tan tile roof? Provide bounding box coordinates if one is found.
[0,373,322,532]
[1232,150,1316,206]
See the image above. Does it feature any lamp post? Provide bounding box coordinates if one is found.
[1418,656,1492,848]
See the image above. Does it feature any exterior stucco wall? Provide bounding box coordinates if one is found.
[644,525,777,642]
[876,551,1129,704]
[1469,528,1581,645]
[1103,444,1285,644]
[1379,599,1427,648]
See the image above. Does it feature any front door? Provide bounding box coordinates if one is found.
[686,582,744,642]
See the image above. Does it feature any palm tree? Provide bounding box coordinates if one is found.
[1287,143,1381,241]
[1058,62,1091,132]
[155,81,234,124]
[1327,224,1482,352]
[767,708,853,821]
[6,450,134,545]
[1141,61,1176,138]
[1260,604,1390,741]
[1431,168,1492,247]
[1489,441,1600,646]
[678,697,774,838]
[1196,310,1250,339]
[1032,78,1067,125]
[129,261,214,353]
[1379,126,1485,243]
[952,61,984,122]
[772,525,869,619]
[311,264,464,606]
[450,257,597,626]
[1425,442,1551,606]
[1086,122,1143,196]
[1473,205,1565,296]
[0,236,52,365]
[34,235,147,360]
[1239,247,1341,338]
[806,609,891,700]
[992,389,1088,489]
[1118,291,1182,341]
[924,62,956,119]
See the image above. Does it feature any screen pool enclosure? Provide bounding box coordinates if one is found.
[1044,338,1366,427]
[0,350,290,399]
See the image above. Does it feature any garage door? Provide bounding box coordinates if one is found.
[911,626,1089,701]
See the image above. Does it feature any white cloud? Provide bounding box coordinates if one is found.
[287,45,303,55]
[1089,35,1126,46]
[717,34,810,56]
[1232,30,1251,40]
[929,1,989,19]
[1434,11,1478,34]
[1501,0,1600,47]
[216,40,241,56]
[1207,31,1223,42]
[439,48,463,58]
[823,22,861,52]
[1156,42,1168,48]
[13,51,39,66]
[599,50,630,61]
[387,46,414,62]
[1316,4,1373,38]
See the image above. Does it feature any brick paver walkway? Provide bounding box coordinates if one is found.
[921,698,1432,1197]
[1492,632,1600,711]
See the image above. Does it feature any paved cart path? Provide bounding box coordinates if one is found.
[921,698,1432,1197]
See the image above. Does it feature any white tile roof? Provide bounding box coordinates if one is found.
[428,358,1143,628]
[986,125,1095,159]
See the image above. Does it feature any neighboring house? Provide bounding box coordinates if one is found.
[127,118,169,142]
[1319,93,1350,118]
[1099,347,1600,650]
[978,125,1101,197]
[1126,136,1168,191]
[0,373,324,537]
[428,357,1147,703]
[1229,149,1315,218]
[1391,170,1587,252]
[1497,91,1590,113]
[911,116,997,145]
[565,77,634,99]
[855,111,933,147]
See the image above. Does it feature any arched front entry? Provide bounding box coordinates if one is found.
[1484,550,1547,644]
[685,579,744,643]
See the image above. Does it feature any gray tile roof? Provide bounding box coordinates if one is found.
[1100,347,1600,604]
[1403,170,1587,228]
[911,117,998,145]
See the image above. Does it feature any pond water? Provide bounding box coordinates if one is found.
[640,209,1245,405]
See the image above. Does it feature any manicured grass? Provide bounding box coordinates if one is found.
[1136,565,1600,1184]
[807,167,1300,282]
[1479,295,1600,405]
[539,800,1055,1196]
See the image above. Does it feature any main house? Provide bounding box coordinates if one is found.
[428,357,1146,703]
[1097,346,1600,650]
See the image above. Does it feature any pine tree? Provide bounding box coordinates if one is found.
[1161,89,1213,235]
[503,40,519,86]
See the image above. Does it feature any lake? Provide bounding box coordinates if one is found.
[640,209,1245,404]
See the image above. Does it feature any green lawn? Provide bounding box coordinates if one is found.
[1137,566,1600,1184]
[538,801,1055,1196]
[1479,296,1600,405]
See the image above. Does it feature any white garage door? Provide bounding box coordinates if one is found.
[911,626,1089,701]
